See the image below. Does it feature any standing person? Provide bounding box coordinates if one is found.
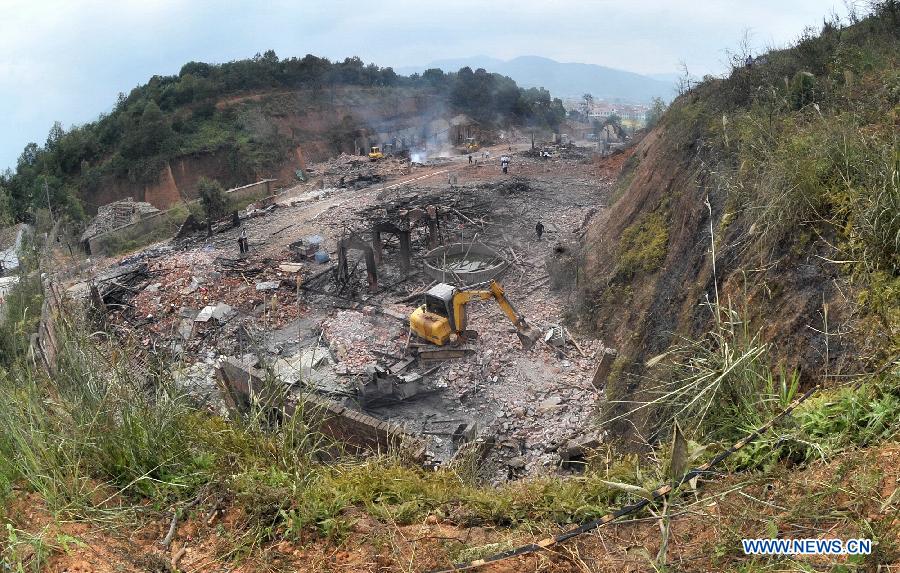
[238,228,249,254]
[468,154,472,164]
[535,221,544,239]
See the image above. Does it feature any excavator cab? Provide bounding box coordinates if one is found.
[424,283,455,321]
[410,283,456,346]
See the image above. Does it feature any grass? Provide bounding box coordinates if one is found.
[615,206,670,280]
[0,272,43,364]
[606,283,900,473]
[672,5,900,356]
[0,312,635,555]
[732,375,900,471]
[0,276,896,571]
[1,523,77,573]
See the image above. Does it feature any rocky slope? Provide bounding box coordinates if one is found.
[578,7,899,440]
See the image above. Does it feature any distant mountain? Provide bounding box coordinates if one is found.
[397,55,675,103]
[646,72,684,84]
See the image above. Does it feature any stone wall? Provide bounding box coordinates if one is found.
[216,357,425,461]
[224,179,275,205]
[85,209,175,255]
[85,180,276,255]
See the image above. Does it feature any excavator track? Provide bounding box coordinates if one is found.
[413,345,476,361]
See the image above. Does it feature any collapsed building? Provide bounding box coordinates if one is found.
[56,145,615,483]
[80,198,160,250]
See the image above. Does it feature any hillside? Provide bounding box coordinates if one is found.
[0,5,898,573]
[399,55,674,102]
[578,5,899,441]
[0,54,566,220]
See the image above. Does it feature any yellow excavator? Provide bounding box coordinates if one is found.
[368,146,384,161]
[409,280,540,349]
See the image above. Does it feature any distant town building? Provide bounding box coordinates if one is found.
[563,98,650,125]
[587,102,648,123]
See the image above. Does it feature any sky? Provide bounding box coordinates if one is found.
[0,0,852,171]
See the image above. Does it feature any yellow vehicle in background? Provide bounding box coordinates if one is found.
[368,146,384,161]
[464,137,480,153]
[409,280,540,349]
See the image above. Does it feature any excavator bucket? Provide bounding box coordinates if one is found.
[517,324,541,350]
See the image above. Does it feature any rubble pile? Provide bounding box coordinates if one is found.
[108,249,306,357]
[90,262,151,307]
[172,356,225,412]
[66,140,622,482]
[320,309,405,375]
[484,177,533,196]
[309,153,414,189]
[81,198,160,242]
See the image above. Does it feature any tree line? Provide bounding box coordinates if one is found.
[0,52,566,227]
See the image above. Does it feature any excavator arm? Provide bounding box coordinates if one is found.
[450,281,540,349]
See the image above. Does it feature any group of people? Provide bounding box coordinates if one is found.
[467,149,512,174]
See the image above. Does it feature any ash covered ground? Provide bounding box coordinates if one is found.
[72,142,623,483]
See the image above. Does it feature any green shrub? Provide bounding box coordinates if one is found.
[731,373,900,471]
[615,208,669,279]
[789,71,818,109]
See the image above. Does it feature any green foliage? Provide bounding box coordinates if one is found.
[2,54,565,226]
[615,208,669,280]
[795,381,900,450]
[0,316,334,518]
[856,271,900,354]
[789,71,818,109]
[605,113,623,129]
[197,177,230,224]
[0,338,207,510]
[731,371,900,471]
[654,5,900,357]
[645,97,668,129]
[0,273,44,368]
[1,524,69,573]
[0,186,13,228]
